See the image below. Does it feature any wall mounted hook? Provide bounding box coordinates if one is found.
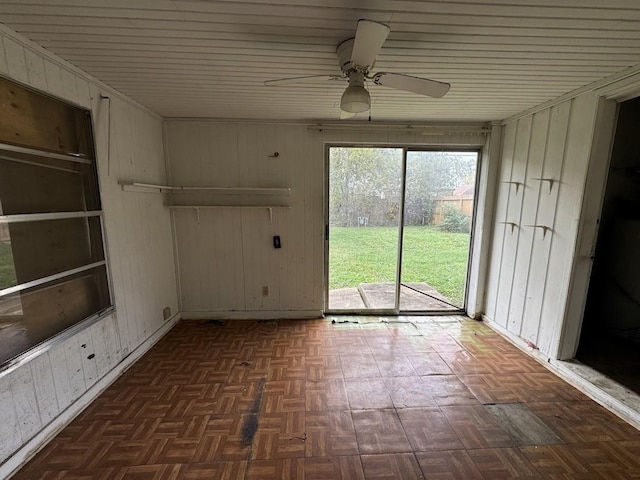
[268,152,279,158]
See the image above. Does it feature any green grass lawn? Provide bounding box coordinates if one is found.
[329,226,470,306]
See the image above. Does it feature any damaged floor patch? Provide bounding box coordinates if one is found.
[241,378,266,447]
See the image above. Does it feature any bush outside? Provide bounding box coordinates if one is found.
[438,205,470,233]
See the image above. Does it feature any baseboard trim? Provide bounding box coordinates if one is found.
[2,312,181,480]
[181,310,323,320]
[482,315,553,365]
[482,315,640,431]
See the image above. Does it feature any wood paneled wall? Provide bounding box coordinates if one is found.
[0,24,178,470]
[483,93,602,359]
[165,121,487,318]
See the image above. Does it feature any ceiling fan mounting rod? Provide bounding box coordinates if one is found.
[348,71,365,87]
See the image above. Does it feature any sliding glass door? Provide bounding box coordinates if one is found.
[325,146,479,314]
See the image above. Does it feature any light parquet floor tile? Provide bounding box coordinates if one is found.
[352,409,413,454]
[397,407,464,452]
[305,410,359,457]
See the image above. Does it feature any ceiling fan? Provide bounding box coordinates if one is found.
[264,19,451,118]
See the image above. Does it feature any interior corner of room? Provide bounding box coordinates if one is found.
[0,4,640,478]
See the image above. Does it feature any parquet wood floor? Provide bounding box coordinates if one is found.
[13,317,640,479]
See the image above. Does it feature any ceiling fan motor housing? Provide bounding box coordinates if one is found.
[337,38,358,74]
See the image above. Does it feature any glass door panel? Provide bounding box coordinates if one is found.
[400,151,479,311]
[327,147,403,311]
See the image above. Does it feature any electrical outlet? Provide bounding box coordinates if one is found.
[262,286,269,297]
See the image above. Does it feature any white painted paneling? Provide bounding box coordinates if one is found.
[0,36,7,74]
[9,366,40,443]
[2,36,27,83]
[24,48,46,90]
[507,109,548,332]
[75,328,99,389]
[89,315,120,379]
[520,102,571,345]
[484,122,517,322]
[494,116,531,329]
[64,336,87,403]
[28,354,59,426]
[2,1,640,121]
[167,121,487,317]
[74,76,92,109]
[174,208,246,311]
[166,121,325,316]
[43,58,64,99]
[0,24,179,471]
[484,93,602,358]
[60,66,78,104]
[47,343,73,411]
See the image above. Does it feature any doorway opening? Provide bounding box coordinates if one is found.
[577,96,640,395]
[325,146,479,314]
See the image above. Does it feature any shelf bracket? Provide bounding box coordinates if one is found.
[498,221,518,233]
[503,181,523,195]
[524,224,552,238]
[531,177,555,194]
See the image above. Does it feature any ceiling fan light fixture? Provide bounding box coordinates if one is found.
[340,85,370,113]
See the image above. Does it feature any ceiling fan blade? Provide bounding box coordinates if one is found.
[340,110,357,120]
[372,72,450,98]
[264,74,344,86]
[350,19,390,70]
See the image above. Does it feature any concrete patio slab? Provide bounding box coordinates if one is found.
[328,282,458,311]
[328,287,367,309]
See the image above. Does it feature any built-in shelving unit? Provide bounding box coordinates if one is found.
[119,182,291,224]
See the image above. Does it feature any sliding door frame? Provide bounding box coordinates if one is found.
[324,143,482,316]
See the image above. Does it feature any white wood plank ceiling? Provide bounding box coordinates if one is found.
[1,0,640,122]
